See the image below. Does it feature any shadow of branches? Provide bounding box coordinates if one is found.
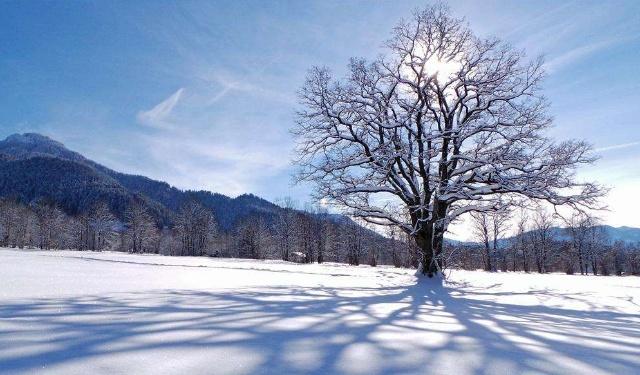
[0,282,638,374]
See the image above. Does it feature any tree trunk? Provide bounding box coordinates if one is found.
[415,223,442,277]
[577,246,585,275]
[483,240,492,271]
[492,236,498,272]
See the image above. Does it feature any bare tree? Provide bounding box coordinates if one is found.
[564,212,599,275]
[12,203,36,249]
[470,206,511,272]
[157,226,179,256]
[344,223,366,266]
[470,212,492,271]
[322,220,340,263]
[387,225,405,267]
[33,201,67,250]
[294,4,603,276]
[491,208,512,271]
[124,202,157,253]
[175,201,217,256]
[0,199,24,247]
[514,211,530,272]
[627,244,640,276]
[531,208,554,273]
[587,225,609,275]
[313,206,331,264]
[77,203,116,251]
[90,203,116,251]
[295,211,315,263]
[274,197,298,261]
[236,216,269,260]
[386,206,421,268]
[610,240,626,276]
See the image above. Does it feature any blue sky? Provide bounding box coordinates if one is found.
[1,0,639,229]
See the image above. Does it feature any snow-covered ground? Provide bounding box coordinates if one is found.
[0,249,638,375]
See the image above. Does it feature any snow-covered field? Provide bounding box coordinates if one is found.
[0,249,638,375]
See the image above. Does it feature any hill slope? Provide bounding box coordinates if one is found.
[0,133,311,230]
[492,225,640,246]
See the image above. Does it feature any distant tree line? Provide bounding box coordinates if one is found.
[444,206,640,276]
[2,197,638,275]
[0,197,403,266]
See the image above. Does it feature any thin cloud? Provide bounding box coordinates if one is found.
[141,130,291,197]
[131,81,294,197]
[544,39,617,73]
[503,1,576,39]
[200,71,296,107]
[594,141,640,153]
[208,86,232,106]
[137,88,185,129]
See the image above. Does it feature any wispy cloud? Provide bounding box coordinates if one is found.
[544,39,619,73]
[594,141,640,153]
[208,86,232,105]
[131,77,295,197]
[502,1,577,40]
[137,88,185,129]
[140,128,292,197]
[198,70,296,107]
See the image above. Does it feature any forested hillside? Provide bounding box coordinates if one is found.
[0,133,281,229]
[0,133,405,265]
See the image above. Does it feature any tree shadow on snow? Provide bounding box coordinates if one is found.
[0,281,638,374]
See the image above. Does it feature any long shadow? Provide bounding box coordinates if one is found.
[0,282,638,374]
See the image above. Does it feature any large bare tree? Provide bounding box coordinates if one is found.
[294,4,603,276]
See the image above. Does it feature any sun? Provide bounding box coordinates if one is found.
[426,55,460,82]
[400,43,461,84]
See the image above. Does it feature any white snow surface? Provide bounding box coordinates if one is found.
[0,248,639,375]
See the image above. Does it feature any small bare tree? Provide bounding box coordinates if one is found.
[344,224,366,266]
[387,225,405,267]
[33,201,67,250]
[236,216,270,260]
[470,212,492,271]
[90,203,117,251]
[586,225,608,275]
[514,210,530,272]
[124,202,157,253]
[0,199,17,247]
[294,4,603,277]
[491,208,512,271]
[627,244,640,276]
[294,210,316,263]
[470,206,511,272]
[274,197,298,261]
[175,201,217,256]
[531,208,554,273]
[564,212,599,275]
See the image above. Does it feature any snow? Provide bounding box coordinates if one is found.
[0,248,639,375]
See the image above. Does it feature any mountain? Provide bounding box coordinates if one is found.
[0,133,87,163]
[487,225,640,247]
[0,133,297,230]
[3,133,638,244]
[546,225,640,245]
[599,226,640,243]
